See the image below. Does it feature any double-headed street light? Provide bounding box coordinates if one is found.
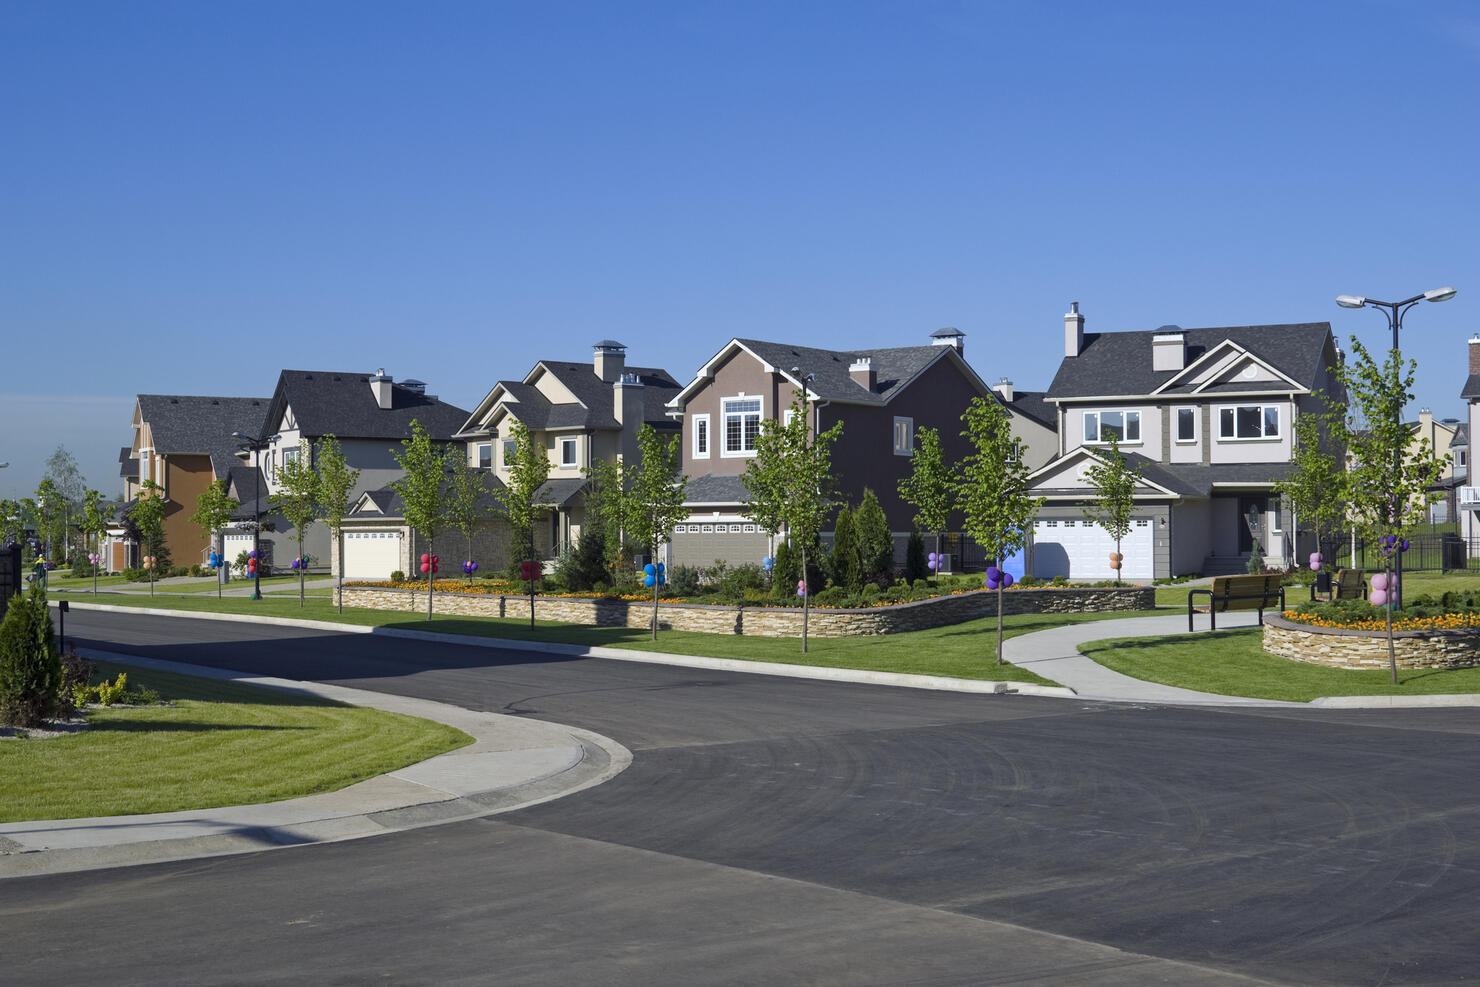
[1334,286,1457,609]
[232,430,280,601]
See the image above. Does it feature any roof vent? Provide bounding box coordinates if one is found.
[930,327,965,356]
[402,378,427,393]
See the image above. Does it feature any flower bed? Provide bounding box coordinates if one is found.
[1264,613,1480,670]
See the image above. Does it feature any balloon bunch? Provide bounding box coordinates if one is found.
[1308,551,1323,572]
[1379,535,1410,557]
[1369,571,1399,607]
[142,555,156,570]
[927,552,942,571]
[463,560,480,575]
[208,551,221,568]
[246,550,258,576]
[796,579,807,597]
[761,556,774,572]
[87,553,100,565]
[420,553,440,575]
[290,555,310,570]
[643,562,666,587]
[1107,552,1123,571]
[985,566,1014,590]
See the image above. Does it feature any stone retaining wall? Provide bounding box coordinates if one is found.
[338,585,1156,637]
[1263,614,1480,670]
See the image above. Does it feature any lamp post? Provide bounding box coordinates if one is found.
[232,430,280,601]
[1335,286,1457,608]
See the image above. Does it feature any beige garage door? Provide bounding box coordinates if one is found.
[344,530,404,580]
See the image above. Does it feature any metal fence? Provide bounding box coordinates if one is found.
[1325,533,1480,573]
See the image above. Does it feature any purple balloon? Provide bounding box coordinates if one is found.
[1001,572,1014,588]
[986,566,1001,582]
[985,576,999,590]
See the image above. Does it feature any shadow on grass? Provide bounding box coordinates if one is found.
[86,720,312,733]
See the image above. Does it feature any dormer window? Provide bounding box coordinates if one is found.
[1084,410,1140,444]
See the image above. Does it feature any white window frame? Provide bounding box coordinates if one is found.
[721,395,763,458]
[559,436,579,468]
[1172,405,1195,443]
[893,416,913,456]
[283,446,301,466]
[1083,409,1142,445]
[476,443,492,469]
[501,438,518,468]
[692,414,710,459]
[1217,403,1281,441]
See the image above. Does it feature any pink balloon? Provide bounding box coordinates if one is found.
[420,562,431,573]
[1308,552,1321,567]
[1370,573,1387,591]
[1369,588,1387,606]
[1309,561,1321,572]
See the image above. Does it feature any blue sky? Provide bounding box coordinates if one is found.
[2,0,1476,500]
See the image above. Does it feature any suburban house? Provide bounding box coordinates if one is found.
[1026,304,1343,580]
[1408,409,1465,524]
[437,341,681,568]
[1456,336,1480,543]
[664,329,1055,570]
[124,394,272,569]
[238,369,470,576]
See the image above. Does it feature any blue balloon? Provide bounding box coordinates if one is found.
[762,556,774,570]
[644,563,656,576]
[657,562,665,573]
[658,574,666,585]
[644,574,655,586]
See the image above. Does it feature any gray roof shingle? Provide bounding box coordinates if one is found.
[136,395,272,477]
[1005,390,1055,430]
[263,371,471,443]
[684,473,750,505]
[731,339,961,406]
[1461,374,1480,401]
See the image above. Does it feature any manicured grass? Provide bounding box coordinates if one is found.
[45,574,131,590]
[68,591,1163,686]
[1079,627,1480,702]
[0,660,472,823]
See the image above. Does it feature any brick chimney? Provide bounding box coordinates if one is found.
[1065,302,1084,357]
[849,357,876,391]
[594,340,626,383]
[1470,336,1480,374]
[370,369,393,410]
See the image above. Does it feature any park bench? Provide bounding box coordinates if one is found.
[1308,568,1366,604]
[1187,572,1286,631]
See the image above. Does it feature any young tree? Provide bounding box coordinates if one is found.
[496,420,552,582]
[190,480,239,599]
[1334,339,1447,682]
[273,449,320,608]
[1273,409,1347,571]
[0,584,62,728]
[626,424,689,640]
[585,458,632,581]
[315,434,361,614]
[445,453,490,582]
[830,504,861,593]
[742,389,844,652]
[34,477,61,561]
[391,420,452,621]
[128,479,168,594]
[904,530,928,584]
[855,487,893,585]
[43,445,86,559]
[1079,434,1142,586]
[897,425,953,585]
[957,396,1043,666]
[77,490,110,593]
[0,500,24,546]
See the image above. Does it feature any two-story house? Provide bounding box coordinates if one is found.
[238,369,470,575]
[1027,304,1342,580]
[126,394,272,568]
[1408,409,1465,523]
[1456,336,1480,543]
[664,330,1055,570]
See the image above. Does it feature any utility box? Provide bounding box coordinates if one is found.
[1441,533,1466,573]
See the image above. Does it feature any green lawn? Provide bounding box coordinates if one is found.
[67,592,1165,685]
[45,574,132,591]
[0,660,472,823]
[1080,627,1480,702]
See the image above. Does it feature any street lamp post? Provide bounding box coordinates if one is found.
[1335,286,1457,608]
[232,430,280,601]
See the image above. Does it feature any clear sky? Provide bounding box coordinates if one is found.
[2,0,1476,500]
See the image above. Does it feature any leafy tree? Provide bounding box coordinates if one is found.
[770,537,796,599]
[496,420,552,582]
[128,479,169,591]
[1333,338,1447,682]
[34,477,62,560]
[742,389,843,652]
[191,480,239,599]
[1079,434,1142,586]
[43,445,86,558]
[391,420,452,620]
[904,530,928,584]
[273,448,320,608]
[957,396,1043,666]
[830,504,861,593]
[0,584,62,727]
[0,499,24,546]
[626,424,689,640]
[897,425,953,584]
[585,458,632,581]
[855,487,893,585]
[76,490,111,592]
[315,434,361,614]
[445,452,493,583]
[1273,410,1346,569]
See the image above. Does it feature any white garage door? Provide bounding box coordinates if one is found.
[344,530,404,580]
[1032,518,1153,581]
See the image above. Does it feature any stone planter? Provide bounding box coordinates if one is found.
[1262,614,1480,670]
[337,584,1156,637]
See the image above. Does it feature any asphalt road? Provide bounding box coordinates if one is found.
[4,609,1479,985]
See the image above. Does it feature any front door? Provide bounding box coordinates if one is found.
[1238,495,1267,554]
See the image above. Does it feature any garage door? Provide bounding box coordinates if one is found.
[344,530,404,580]
[1032,518,1153,581]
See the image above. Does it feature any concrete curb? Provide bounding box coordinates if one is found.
[0,647,632,879]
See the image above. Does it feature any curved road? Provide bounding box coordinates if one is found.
[4,609,1479,985]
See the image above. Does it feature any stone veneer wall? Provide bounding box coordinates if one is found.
[1263,614,1480,670]
[338,585,1156,637]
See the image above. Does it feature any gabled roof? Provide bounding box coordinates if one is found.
[348,472,508,519]
[263,371,470,443]
[671,338,992,408]
[1004,390,1056,431]
[1462,375,1480,401]
[1048,323,1333,400]
[118,447,138,479]
[457,361,681,436]
[135,395,272,477]
[1453,423,1470,447]
[224,465,271,520]
[1029,448,1298,499]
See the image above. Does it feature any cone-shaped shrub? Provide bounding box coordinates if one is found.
[0,585,62,728]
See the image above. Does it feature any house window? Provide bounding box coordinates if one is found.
[1084,410,1141,444]
[477,443,492,469]
[502,438,518,467]
[1218,404,1281,440]
[283,447,300,466]
[1458,450,1468,468]
[723,397,762,455]
[560,437,579,468]
[692,414,710,459]
[1175,408,1197,443]
[893,417,913,456]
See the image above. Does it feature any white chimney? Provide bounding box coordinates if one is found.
[594,340,627,383]
[993,377,1014,403]
[1065,302,1084,357]
[370,369,393,410]
[849,357,876,391]
[1152,329,1186,371]
[930,327,965,356]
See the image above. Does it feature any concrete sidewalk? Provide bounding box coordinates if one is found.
[0,649,631,879]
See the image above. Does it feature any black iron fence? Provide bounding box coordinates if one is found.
[1324,533,1480,573]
